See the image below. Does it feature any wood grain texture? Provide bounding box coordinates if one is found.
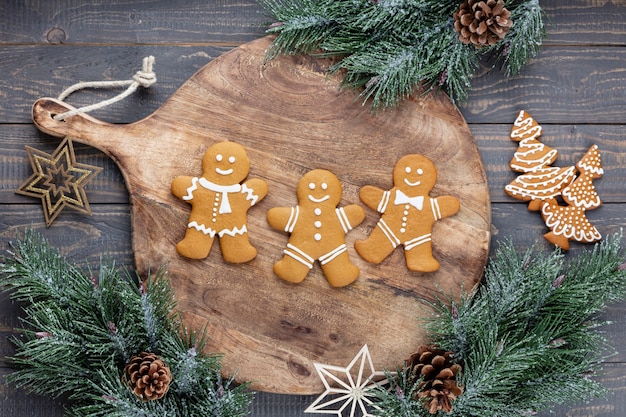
[3,46,626,125]
[30,36,490,393]
[463,47,626,123]
[2,1,625,46]
[0,0,267,45]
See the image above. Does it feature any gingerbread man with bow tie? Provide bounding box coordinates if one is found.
[355,154,460,272]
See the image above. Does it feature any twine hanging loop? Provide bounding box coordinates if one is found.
[53,56,156,121]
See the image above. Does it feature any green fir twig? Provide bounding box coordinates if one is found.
[0,229,253,417]
[374,234,626,417]
[258,0,546,108]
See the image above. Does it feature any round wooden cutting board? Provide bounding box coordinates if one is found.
[32,36,490,394]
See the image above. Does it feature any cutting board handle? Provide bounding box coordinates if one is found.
[32,98,120,153]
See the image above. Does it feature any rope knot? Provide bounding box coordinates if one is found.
[53,56,157,120]
[133,56,157,88]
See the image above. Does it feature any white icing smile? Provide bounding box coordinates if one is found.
[404,178,421,187]
[308,194,330,203]
[216,168,233,175]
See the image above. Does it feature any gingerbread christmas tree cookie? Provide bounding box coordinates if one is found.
[267,169,365,287]
[171,141,268,262]
[355,154,460,273]
[504,111,605,251]
[541,145,603,250]
[504,110,576,211]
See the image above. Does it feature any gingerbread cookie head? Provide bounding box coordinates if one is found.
[201,141,250,186]
[393,154,438,196]
[296,169,343,208]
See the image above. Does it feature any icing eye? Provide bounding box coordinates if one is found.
[417,168,424,175]
[405,166,411,174]
[228,156,236,163]
[309,182,316,190]
[321,182,328,190]
[216,154,223,162]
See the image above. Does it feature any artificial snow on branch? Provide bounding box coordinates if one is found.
[259,0,545,108]
[0,229,253,417]
[374,234,626,416]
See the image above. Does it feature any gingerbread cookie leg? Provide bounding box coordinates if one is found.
[176,227,215,260]
[273,244,313,284]
[403,233,439,272]
[319,244,360,288]
[354,221,398,264]
[219,232,257,264]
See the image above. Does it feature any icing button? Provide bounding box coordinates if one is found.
[314,221,322,228]
[400,228,406,233]
[314,233,322,241]
[314,208,322,216]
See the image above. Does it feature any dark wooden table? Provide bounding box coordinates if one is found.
[1,1,625,416]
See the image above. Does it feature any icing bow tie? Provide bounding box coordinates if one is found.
[394,190,424,210]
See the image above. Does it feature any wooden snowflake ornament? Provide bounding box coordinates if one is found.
[305,345,391,417]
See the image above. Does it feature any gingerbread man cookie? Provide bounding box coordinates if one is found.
[355,154,460,273]
[267,169,365,287]
[171,141,268,262]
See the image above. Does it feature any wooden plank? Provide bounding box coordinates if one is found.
[1,0,625,414]
[0,125,128,204]
[0,367,65,417]
[0,206,133,268]
[1,45,625,125]
[543,0,626,46]
[463,47,626,124]
[0,0,266,45]
[491,203,626,256]
[0,45,234,124]
[1,1,625,47]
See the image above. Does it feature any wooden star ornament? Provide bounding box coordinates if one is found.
[16,137,102,227]
[305,345,392,417]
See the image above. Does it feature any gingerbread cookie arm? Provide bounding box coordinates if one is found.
[338,204,366,230]
[242,178,269,206]
[171,176,195,200]
[432,195,460,219]
[267,206,299,232]
[359,185,388,212]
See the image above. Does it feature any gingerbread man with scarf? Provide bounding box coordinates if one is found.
[355,154,460,272]
[171,141,267,262]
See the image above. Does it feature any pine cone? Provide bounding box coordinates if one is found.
[453,0,513,47]
[406,345,462,414]
[123,352,172,401]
